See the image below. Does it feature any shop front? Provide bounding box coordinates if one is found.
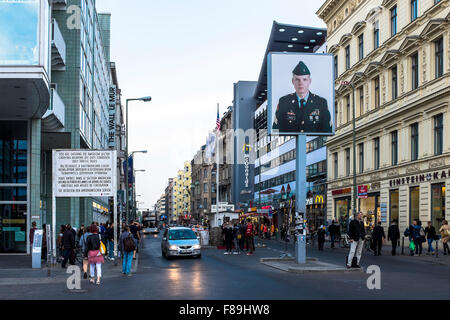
[359,192,380,230]
[306,195,326,230]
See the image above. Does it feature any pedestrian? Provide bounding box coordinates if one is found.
[79,226,92,279]
[387,219,400,256]
[61,224,75,268]
[41,224,47,261]
[412,219,424,256]
[327,220,338,248]
[280,224,286,241]
[106,223,115,260]
[245,218,255,255]
[239,221,246,251]
[86,224,104,285]
[439,220,449,255]
[270,224,274,239]
[29,221,37,252]
[119,225,136,276]
[129,220,141,260]
[263,224,268,240]
[317,225,326,251]
[346,212,365,269]
[372,221,386,256]
[424,221,436,255]
[404,221,415,256]
[77,225,85,241]
[222,221,233,254]
[232,223,241,254]
[57,225,65,262]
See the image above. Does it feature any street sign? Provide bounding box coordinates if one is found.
[358,185,368,199]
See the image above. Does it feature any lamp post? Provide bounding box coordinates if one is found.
[126,97,151,222]
[126,149,148,221]
[341,81,356,231]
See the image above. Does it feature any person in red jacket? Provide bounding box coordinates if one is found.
[245,219,255,255]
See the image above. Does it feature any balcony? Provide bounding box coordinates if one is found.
[42,88,65,131]
[0,0,50,119]
[51,19,66,71]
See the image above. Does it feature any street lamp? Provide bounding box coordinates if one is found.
[341,81,356,232]
[126,96,151,222]
[132,169,146,220]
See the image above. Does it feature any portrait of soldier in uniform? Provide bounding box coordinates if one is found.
[272,61,332,134]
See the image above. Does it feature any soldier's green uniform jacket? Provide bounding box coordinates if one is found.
[272,92,332,133]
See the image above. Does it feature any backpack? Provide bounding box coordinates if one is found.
[87,234,101,251]
[123,234,136,252]
[246,224,253,236]
[419,227,425,237]
[404,228,410,237]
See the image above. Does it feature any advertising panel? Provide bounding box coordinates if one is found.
[53,150,117,197]
[268,52,334,136]
[108,85,117,149]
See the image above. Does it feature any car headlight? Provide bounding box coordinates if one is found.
[169,245,178,250]
[193,244,201,250]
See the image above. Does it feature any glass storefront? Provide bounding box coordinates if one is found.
[431,183,445,229]
[0,121,28,253]
[359,193,380,230]
[410,186,420,224]
[389,189,399,223]
[335,197,350,233]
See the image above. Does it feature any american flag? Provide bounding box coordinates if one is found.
[216,106,221,132]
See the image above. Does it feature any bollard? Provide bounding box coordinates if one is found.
[435,240,439,259]
[401,237,405,255]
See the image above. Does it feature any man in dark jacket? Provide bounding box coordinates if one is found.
[61,224,75,268]
[425,221,436,254]
[372,221,386,256]
[346,212,365,268]
[327,220,338,248]
[317,226,326,251]
[388,219,400,256]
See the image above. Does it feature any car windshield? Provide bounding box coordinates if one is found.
[169,229,197,240]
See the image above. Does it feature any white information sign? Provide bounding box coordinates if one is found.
[53,150,117,197]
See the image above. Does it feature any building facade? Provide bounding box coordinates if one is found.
[317,0,449,232]
[164,178,174,222]
[172,161,192,223]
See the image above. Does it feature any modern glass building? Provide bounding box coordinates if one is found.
[0,0,117,254]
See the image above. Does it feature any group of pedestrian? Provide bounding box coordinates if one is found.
[404,219,449,256]
[221,219,257,256]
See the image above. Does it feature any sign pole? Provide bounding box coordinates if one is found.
[295,135,307,264]
[113,151,118,265]
[216,104,220,227]
[52,150,57,265]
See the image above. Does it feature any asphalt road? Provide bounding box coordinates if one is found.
[1,233,449,300]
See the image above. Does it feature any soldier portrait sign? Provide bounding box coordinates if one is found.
[268,52,334,136]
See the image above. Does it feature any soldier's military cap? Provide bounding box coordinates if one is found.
[293,61,310,76]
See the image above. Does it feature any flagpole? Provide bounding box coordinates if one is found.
[216,103,220,226]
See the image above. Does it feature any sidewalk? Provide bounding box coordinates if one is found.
[0,253,139,286]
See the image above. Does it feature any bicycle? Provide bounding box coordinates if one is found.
[340,233,350,248]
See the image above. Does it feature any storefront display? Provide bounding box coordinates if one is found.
[335,197,350,233]
[410,187,420,224]
[389,189,399,223]
[359,193,380,229]
[431,183,445,228]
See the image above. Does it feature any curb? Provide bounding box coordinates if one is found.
[259,257,318,263]
[260,257,365,274]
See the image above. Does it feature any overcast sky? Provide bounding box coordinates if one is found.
[95,0,326,209]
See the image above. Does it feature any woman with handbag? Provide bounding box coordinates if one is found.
[439,220,449,255]
[86,224,104,285]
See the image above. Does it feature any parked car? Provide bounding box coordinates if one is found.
[161,227,201,259]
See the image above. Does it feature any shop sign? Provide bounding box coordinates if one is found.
[390,170,450,187]
[358,185,368,199]
[306,195,325,205]
[332,188,351,196]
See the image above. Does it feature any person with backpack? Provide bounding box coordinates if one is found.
[388,219,400,256]
[245,219,255,255]
[412,219,424,256]
[86,224,104,285]
[79,227,92,279]
[425,221,437,255]
[119,225,137,276]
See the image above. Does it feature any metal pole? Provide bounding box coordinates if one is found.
[113,150,118,266]
[352,85,357,230]
[125,99,129,223]
[295,135,307,264]
[216,104,220,226]
[51,150,57,264]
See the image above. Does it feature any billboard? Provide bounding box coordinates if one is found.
[53,150,117,197]
[268,52,334,136]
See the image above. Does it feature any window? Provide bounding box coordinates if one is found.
[435,37,443,78]
[391,6,397,36]
[345,148,350,176]
[359,87,364,116]
[411,123,419,161]
[203,183,208,193]
[374,137,380,170]
[390,189,399,223]
[203,168,207,178]
[391,66,398,99]
[411,52,419,90]
[346,95,350,123]
[359,143,364,173]
[335,102,338,127]
[345,45,350,70]
[391,131,398,166]
[411,0,418,21]
[334,55,338,79]
[434,114,443,155]
[333,152,338,179]
[358,34,364,60]
[373,21,379,50]
[374,76,380,108]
